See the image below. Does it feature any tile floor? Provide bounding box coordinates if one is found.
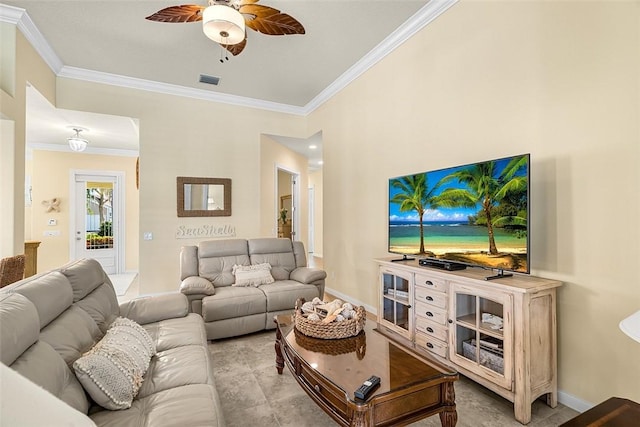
[209,330,579,427]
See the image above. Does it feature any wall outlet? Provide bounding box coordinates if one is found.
[143,232,153,241]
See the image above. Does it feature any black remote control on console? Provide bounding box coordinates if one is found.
[354,375,381,400]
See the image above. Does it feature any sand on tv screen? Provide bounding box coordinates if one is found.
[388,154,530,274]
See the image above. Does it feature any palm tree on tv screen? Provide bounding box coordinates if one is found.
[390,174,443,254]
[436,155,528,255]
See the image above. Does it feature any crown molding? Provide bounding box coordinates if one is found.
[29,142,139,158]
[0,3,63,73]
[4,0,457,117]
[302,0,458,115]
[57,66,304,115]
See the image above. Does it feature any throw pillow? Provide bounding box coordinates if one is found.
[232,263,275,287]
[73,317,155,410]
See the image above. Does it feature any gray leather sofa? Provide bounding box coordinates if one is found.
[179,238,326,340]
[0,258,224,427]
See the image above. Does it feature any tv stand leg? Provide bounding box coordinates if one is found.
[485,269,513,281]
[391,254,415,262]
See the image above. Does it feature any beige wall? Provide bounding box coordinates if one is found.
[26,150,139,273]
[0,25,55,257]
[54,79,307,294]
[310,0,639,406]
[309,169,323,257]
[260,135,309,246]
[5,0,639,410]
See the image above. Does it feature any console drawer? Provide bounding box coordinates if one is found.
[415,317,448,342]
[414,273,448,293]
[297,359,347,417]
[415,332,448,359]
[414,287,447,309]
[415,302,447,325]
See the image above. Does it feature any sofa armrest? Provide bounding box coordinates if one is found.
[119,293,188,325]
[180,276,215,296]
[290,267,327,284]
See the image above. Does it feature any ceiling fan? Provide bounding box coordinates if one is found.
[145,0,305,57]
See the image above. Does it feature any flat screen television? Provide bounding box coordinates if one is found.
[388,153,530,277]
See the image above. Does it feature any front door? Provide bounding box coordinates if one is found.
[73,173,120,274]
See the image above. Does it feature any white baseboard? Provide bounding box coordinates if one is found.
[558,390,593,413]
[324,286,377,316]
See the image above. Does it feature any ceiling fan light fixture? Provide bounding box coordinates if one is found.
[67,127,89,152]
[202,5,245,45]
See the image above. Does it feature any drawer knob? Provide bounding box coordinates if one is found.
[425,296,433,301]
[427,327,434,333]
[426,342,434,349]
[448,319,453,324]
[315,384,320,393]
[426,312,433,317]
[425,280,433,286]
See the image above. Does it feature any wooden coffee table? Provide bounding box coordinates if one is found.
[274,315,458,427]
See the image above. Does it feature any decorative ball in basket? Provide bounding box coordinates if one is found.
[294,297,366,340]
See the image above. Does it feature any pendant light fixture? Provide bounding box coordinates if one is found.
[68,127,89,152]
[202,4,245,45]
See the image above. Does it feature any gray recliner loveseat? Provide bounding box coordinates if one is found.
[0,258,224,426]
[179,238,326,340]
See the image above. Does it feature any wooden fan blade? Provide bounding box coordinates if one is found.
[240,4,305,35]
[145,5,205,23]
[221,38,247,56]
[238,0,260,5]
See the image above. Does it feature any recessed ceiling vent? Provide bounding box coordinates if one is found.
[199,74,220,86]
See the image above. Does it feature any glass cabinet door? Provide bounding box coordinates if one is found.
[451,284,512,389]
[380,268,412,337]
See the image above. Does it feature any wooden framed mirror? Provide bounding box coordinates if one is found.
[177,177,231,217]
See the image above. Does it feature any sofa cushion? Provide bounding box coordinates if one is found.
[201,286,266,322]
[1,293,90,413]
[73,320,154,410]
[11,340,90,413]
[142,313,207,353]
[40,304,103,366]
[89,384,224,427]
[232,263,274,287]
[248,238,297,280]
[8,271,74,329]
[60,258,110,302]
[137,345,214,398]
[74,283,120,334]
[258,280,321,312]
[0,293,40,365]
[198,240,250,287]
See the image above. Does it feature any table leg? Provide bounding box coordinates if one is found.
[439,381,457,427]
[275,324,284,375]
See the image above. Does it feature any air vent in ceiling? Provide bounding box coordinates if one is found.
[199,74,220,86]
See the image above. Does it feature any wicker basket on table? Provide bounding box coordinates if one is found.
[294,327,367,359]
[294,298,366,340]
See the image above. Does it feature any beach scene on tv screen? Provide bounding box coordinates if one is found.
[389,154,529,273]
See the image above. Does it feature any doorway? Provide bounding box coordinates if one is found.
[276,167,299,240]
[70,171,125,274]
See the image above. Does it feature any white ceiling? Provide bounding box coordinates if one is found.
[5,0,455,164]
